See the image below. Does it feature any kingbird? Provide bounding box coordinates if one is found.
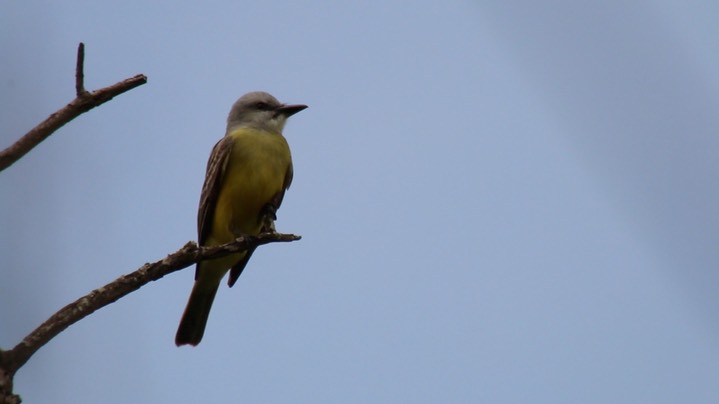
[175,91,307,346]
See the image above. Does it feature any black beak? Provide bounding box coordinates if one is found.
[276,103,308,117]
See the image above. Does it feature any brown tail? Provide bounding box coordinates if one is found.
[175,280,220,346]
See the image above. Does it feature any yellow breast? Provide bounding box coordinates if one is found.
[212,127,291,243]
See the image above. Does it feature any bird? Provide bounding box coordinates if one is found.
[175,91,307,346]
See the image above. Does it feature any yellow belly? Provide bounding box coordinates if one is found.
[210,127,291,245]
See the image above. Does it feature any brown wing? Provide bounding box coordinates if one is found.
[197,135,234,253]
[227,162,293,288]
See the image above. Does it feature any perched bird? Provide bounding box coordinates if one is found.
[175,92,307,346]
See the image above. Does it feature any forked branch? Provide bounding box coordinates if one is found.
[0,43,147,172]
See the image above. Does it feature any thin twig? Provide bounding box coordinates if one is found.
[0,43,147,172]
[75,42,86,95]
[2,232,300,375]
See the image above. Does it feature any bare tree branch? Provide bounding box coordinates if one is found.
[0,42,150,403]
[0,43,147,172]
[0,232,300,378]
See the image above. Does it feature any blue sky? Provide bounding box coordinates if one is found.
[1,1,718,403]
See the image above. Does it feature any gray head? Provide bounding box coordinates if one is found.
[226,91,307,134]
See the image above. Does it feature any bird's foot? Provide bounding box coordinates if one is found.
[259,203,278,234]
